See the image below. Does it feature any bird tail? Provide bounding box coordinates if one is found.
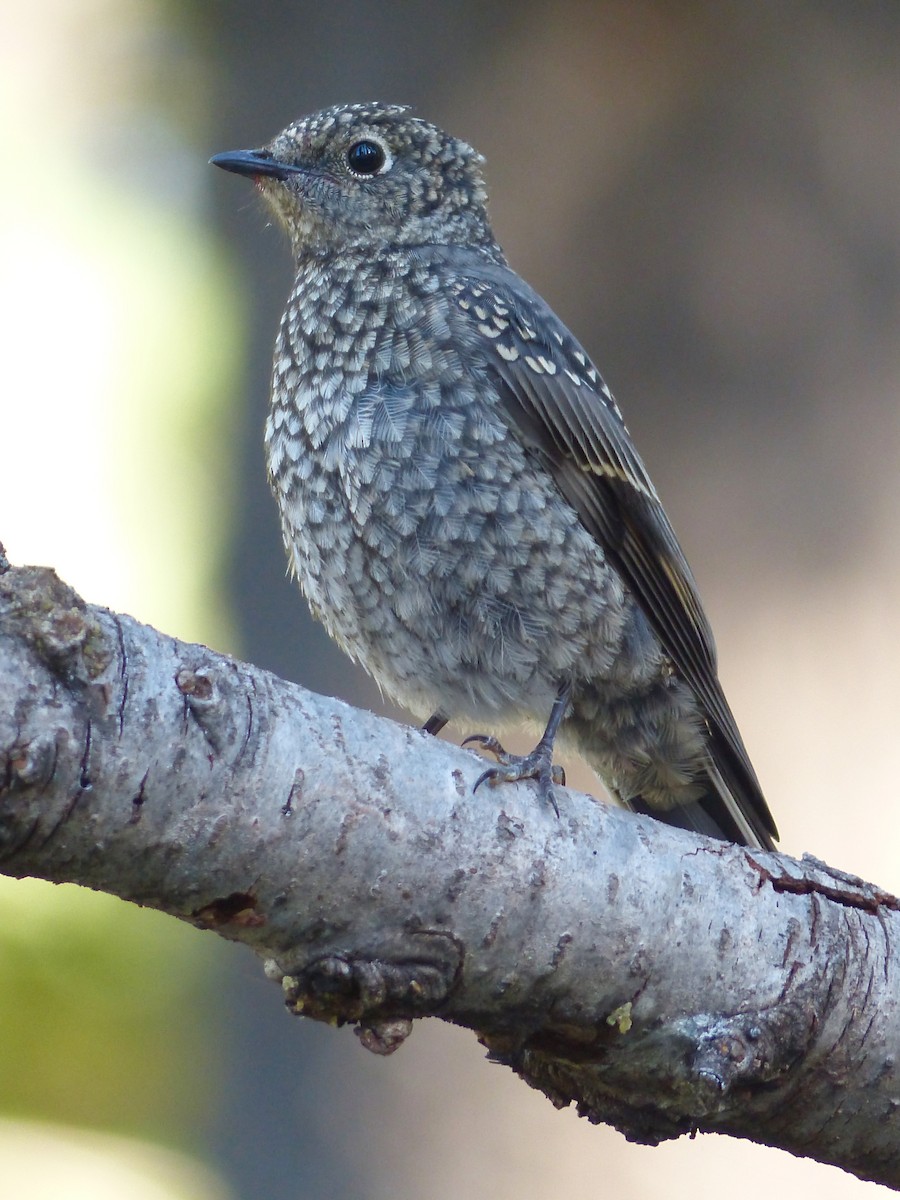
[627,736,777,850]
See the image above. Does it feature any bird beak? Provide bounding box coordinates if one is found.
[209,149,303,181]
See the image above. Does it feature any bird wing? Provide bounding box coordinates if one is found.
[421,247,777,847]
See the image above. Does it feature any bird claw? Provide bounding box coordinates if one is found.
[464,733,564,815]
[461,733,508,759]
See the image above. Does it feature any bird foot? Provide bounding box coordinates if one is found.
[462,733,565,816]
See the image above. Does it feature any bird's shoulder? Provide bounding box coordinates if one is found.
[415,246,627,408]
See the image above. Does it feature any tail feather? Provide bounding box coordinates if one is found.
[628,746,777,850]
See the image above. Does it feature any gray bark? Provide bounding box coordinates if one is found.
[1,553,898,1187]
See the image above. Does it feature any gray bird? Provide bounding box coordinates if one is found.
[211,101,777,850]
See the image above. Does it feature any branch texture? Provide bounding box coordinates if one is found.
[1,559,899,1186]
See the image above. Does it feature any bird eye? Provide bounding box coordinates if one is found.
[346,139,388,176]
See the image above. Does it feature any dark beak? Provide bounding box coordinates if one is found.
[209,149,302,181]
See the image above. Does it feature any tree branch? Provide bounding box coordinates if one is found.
[1,553,898,1187]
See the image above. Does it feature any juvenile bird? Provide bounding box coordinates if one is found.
[212,102,777,850]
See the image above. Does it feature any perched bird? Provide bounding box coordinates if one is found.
[212,102,777,850]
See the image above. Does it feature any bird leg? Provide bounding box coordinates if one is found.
[463,681,572,815]
[422,712,449,736]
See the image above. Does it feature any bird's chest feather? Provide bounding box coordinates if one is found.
[264,264,522,580]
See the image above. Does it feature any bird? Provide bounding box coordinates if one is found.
[211,101,778,850]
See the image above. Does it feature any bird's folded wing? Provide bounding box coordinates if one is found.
[419,246,777,845]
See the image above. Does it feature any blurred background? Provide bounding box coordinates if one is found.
[1,1,899,1197]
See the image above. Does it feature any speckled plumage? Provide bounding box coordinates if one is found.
[212,102,778,849]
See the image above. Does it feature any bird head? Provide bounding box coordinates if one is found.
[211,102,497,258]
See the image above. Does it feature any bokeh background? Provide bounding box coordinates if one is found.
[1,2,899,1197]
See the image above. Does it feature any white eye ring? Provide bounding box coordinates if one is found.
[345,136,393,177]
